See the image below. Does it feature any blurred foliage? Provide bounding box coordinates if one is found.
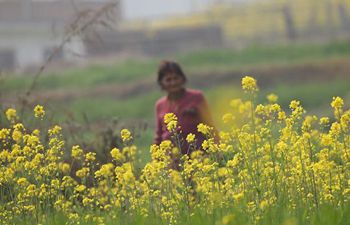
[1,40,350,159]
[3,40,350,92]
[128,0,350,43]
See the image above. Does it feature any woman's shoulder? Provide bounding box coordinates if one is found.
[186,88,204,96]
[186,89,205,100]
[155,96,167,108]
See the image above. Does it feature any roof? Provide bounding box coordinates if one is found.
[0,0,120,24]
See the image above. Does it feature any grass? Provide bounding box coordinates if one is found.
[53,91,161,123]
[42,76,350,127]
[178,40,350,72]
[2,59,158,92]
[2,40,350,92]
[207,77,350,124]
[17,75,346,174]
[2,40,350,161]
[178,38,350,67]
[259,78,350,113]
[11,202,350,225]
[30,74,349,160]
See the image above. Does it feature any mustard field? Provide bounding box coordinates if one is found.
[0,76,349,225]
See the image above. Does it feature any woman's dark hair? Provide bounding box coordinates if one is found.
[157,60,187,85]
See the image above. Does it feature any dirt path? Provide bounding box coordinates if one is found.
[3,58,350,105]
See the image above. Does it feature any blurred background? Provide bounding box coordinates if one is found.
[1,0,350,162]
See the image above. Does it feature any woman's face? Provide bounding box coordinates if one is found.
[160,72,185,94]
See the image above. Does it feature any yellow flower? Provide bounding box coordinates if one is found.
[166,121,178,132]
[85,152,96,162]
[32,129,40,136]
[242,76,258,92]
[219,131,231,142]
[51,179,60,188]
[278,111,286,120]
[17,177,29,186]
[172,147,180,156]
[163,113,178,132]
[321,134,333,146]
[340,110,350,129]
[201,138,216,152]
[59,163,71,174]
[227,154,241,168]
[164,113,177,124]
[71,145,83,160]
[319,117,330,126]
[239,101,252,114]
[12,130,22,142]
[259,200,269,210]
[269,103,281,115]
[13,123,25,131]
[120,128,132,142]
[233,192,244,202]
[48,125,62,136]
[95,163,114,178]
[75,184,86,192]
[289,100,300,110]
[230,99,242,109]
[197,123,211,136]
[34,105,45,119]
[5,108,17,122]
[267,93,278,103]
[255,104,266,115]
[186,133,196,143]
[23,205,35,212]
[26,184,36,195]
[222,113,234,123]
[0,128,10,139]
[68,213,79,221]
[159,140,172,150]
[76,167,90,178]
[110,148,125,162]
[82,197,94,206]
[331,96,344,109]
[221,214,235,225]
[329,122,341,136]
[218,167,229,177]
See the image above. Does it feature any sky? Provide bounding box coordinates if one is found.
[20,0,254,21]
[121,0,258,20]
[121,0,212,20]
[77,0,252,20]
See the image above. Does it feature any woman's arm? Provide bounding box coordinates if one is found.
[198,95,219,140]
[154,104,162,145]
[198,95,215,128]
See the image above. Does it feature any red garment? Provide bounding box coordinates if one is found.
[154,89,214,153]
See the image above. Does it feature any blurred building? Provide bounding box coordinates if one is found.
[0,0,121,71]
[84,25,224,57]
[1,0,349,72]
[141,0,350,48]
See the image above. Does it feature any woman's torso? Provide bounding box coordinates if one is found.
[155,89,206,151]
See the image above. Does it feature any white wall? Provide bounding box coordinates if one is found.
[0,26,85,70]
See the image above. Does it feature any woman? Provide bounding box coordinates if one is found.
[154,60,216,154]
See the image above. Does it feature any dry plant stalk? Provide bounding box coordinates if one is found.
[19,1,119,113]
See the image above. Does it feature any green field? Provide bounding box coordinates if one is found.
[2,40,350,92]
[1,40,350,225]
[1,40,350,154]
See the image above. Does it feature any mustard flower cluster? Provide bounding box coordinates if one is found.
[164,113,178,132]
[34,105,45,119]
[0,76,349,225]
[241,76,258,92]
[120,128,132,142]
